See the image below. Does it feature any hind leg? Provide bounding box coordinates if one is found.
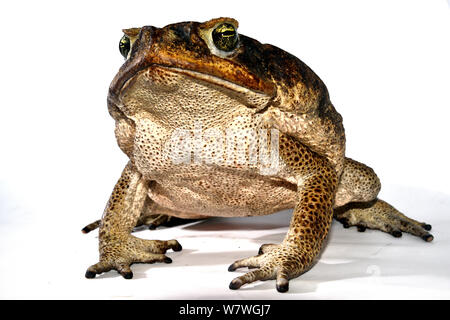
[334,158,433,241]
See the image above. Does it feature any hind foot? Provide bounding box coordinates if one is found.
[334,199,433,242]
[81,214,200,234]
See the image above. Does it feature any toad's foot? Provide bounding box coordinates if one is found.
[80,215,172,233]
[143,214,172,230]
[85,235,182,279]
[81,220,101,234]
[81,215,200,233]
[334,199,433,242]
[141,214,200,230]
[228,244,309,293]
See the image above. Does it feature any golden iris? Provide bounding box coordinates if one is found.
[212,23,238,52]
[119,35,131,59]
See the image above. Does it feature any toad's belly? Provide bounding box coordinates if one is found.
[147,166,298,218]
[131,115,299,217]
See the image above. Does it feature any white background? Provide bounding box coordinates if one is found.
[0,0,449,299]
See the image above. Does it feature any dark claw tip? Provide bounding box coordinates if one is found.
[229,279,242,290]
[276,282,289,293]
[339,218,350,228]
[164,257,173,264]
[258,248,264,255]
[423,224,432,231]
[228,264,237,272]
[81,227,90,234]
[422,234,434,242]
[357,226,366,232]
[85,271,96,279]
[148,224,157,230]
[392,230,402,238]
[122,272,133,279]
[173,243,182,252]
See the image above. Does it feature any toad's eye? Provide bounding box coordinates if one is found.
[119,35,131,59]
[212,23,238,52]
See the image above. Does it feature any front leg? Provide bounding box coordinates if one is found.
[229,135,338,292]
[85,162,181,279]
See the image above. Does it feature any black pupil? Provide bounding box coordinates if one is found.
[119,35,131,59]
[212,23,238,52]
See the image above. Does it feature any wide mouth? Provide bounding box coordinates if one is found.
[116,64,274,109]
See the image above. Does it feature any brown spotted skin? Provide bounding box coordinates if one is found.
[108,18,345,175]
[228,134,338,292]
[85,162,182,279]
[84,17,433,291]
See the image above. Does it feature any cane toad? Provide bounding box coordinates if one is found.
[83,18,433,292]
